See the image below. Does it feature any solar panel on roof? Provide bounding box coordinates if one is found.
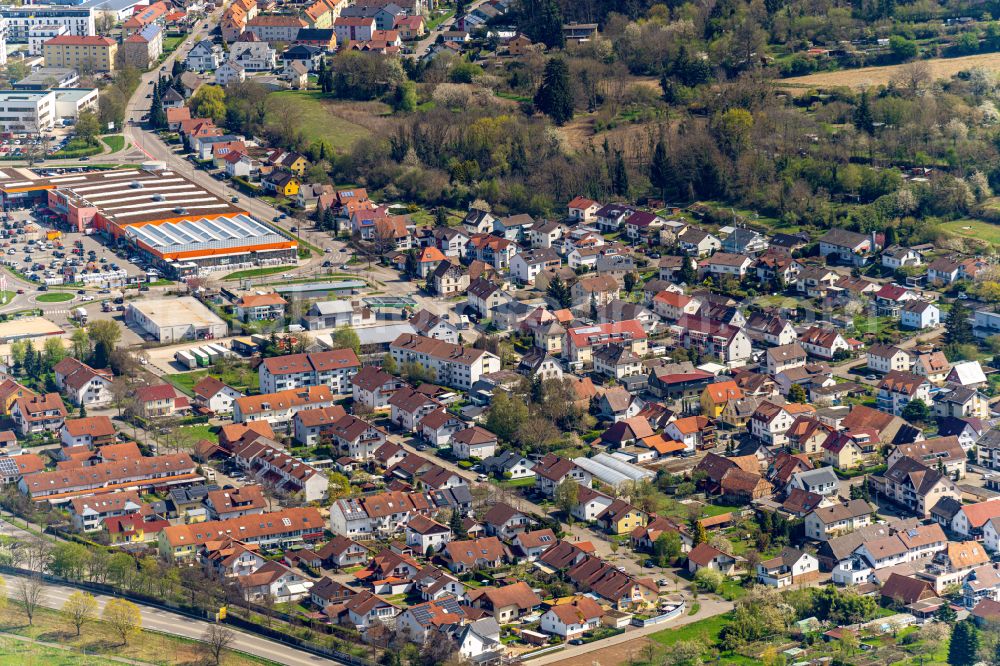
[0,457,19,477]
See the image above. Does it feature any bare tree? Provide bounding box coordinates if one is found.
[892,61,931,96]
[201,623,235,666]
[19,539,51,574]
[14,576,45,625]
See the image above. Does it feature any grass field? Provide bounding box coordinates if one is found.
[178,423,217,444]
[168,367,259,395]
[265,91,372,153]
[223,266,289,280]
[0,602,272,666]
[701,504,741,517]
[0,638,109,665]
[939,219,1000,245]
[101,135,125,152]
[651,613,732,647]
[779,52,1000,92]
[36,292,74,303]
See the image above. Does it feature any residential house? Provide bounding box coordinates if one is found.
[804,500,873,541]
[872,457,961,518]
[819,229,875,265]
[877,371,931,417]
[902,301,940,330]
[756,548,820,588]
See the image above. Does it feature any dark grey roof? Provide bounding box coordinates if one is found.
[930,496,963,522]
[820,228,869,249]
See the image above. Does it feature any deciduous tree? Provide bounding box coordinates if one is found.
[103,598,142,646]
[63,591,97,636]
[14,575,45,625]
[201,623,235,666]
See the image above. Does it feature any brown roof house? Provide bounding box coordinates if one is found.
[443,537,511,573]
[467,581,542,624]
[880,572,936,608]
[686,543,741,576]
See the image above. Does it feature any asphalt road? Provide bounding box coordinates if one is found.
[0,572,340,666]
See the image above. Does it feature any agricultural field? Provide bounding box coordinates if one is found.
[778,52,1000,93]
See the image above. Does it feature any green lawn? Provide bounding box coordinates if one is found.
[0,601,273,666]
[179,423,217,443]
[162,35,184,52]
[167,367,259,396]
[939,219,1000,245]
[701,504,741,518]
[265,91,372,153]
[223,266,289,280]
[425,8,454,30]
[0,639,109,665]
[36,292,74,303]
[650,613,732,647]
[498,477,535,488]
[101,135,125,152]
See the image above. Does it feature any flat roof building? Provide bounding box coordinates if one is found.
[126,296,228,343]
[0,165,297,276]
[13,66,79,89]
[0,316,64,343]
[0,90,56,132]
[0,5,95,42]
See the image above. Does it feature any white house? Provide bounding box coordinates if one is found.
[540,597,605,639]
[53,357,113,407]
[451,426,498,460]
[192,376,242,415]
[185,39,222,71]
[881,245,922,269]
[901,301,940,330]
[510,248,560,285]
[756,548,819,588]
[866,344,912,374]
[215,60,246,85]
[405,515,452,553]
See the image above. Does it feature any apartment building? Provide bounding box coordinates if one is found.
[42,34,117,72]
[2,5,95,41]
[159,507,325,559]
[258,349,360,395]
[389,333,501,390]
[233,385,335,429]
[18,453,197,503]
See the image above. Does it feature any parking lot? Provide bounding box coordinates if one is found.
[0,210,152,290]
[0,126,76,159]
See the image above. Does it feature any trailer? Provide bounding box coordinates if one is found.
[207,343,230,358]
[198,345,221,363]
[174,350,197,370]
[73,307,87,324]
[189,348,209,368]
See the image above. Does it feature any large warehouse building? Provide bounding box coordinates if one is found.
[0,165,298,277]
[127,297,228,343]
